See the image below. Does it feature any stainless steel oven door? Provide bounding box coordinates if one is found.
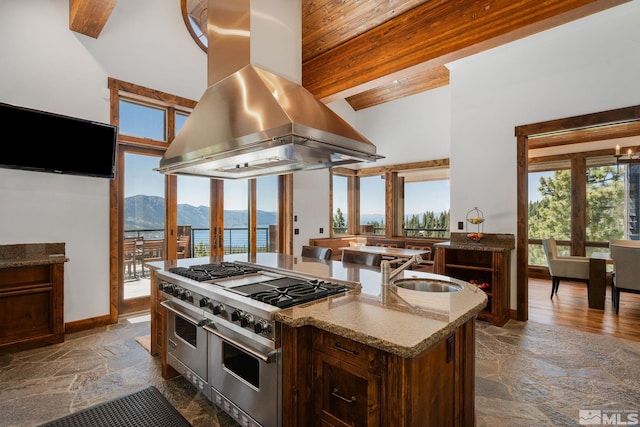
[205,320,281,427]
[161,300,208,381]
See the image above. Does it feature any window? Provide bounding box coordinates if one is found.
[528,157,626,267]
[585,165,624,255]
[402,176,450,238]
[119,100,167,141]
[110,79,197,316]
[359,175,385,234]
[332,174,348,235]
[331,159,450,239]
[224,179,249,253]
[257,175,279,252]
[178,175,210,257]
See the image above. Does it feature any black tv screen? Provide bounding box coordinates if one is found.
[0,102,118,179]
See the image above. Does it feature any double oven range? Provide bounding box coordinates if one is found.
[156,261,350,427]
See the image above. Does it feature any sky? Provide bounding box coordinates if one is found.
[333,175,451,216]
[528,171,553,203]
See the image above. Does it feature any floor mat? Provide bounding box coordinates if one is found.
[135,335,151,353]
[38,386,191,427]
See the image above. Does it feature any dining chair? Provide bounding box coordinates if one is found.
[341,250,382,267]
[301,245,333,260]
[405,244,434,271]
[123,238,138,279]
[177,235,191,259]
[609,240,640,314]
[374,242,401,264]
[541,238,590,299]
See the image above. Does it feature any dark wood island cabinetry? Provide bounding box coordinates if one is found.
[281,319,476,427]
[147,253,486,427]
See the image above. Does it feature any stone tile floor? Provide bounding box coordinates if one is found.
[1,314,639,426]
[475,320,640,426]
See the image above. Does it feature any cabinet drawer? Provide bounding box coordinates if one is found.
[313,351,381,427]
[313,330,380,370]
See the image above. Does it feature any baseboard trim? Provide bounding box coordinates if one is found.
[65,314,114,334]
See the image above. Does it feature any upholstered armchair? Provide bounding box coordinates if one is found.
[609,240,640,314]
[541,238,590,299]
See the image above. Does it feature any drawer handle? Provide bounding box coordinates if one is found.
[332,388,356,403]
[334,341,359,355]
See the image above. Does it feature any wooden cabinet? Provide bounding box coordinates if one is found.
[281,319,476,427]
[312,330,382,427]
[434,238,513,326]
[0,263,65,352]
[149,269,179,379]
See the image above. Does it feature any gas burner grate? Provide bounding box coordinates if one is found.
[251,281,348,308]
[169,262,260,281]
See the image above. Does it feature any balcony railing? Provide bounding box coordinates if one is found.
[124,226,273,258]
[332,227,450,238]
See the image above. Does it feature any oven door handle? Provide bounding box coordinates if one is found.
[160,300,209,327]
[203,324,278,363]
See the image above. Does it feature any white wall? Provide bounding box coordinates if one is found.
[354,86,451,167]
[0,0,206,322]
[293,169,331,255]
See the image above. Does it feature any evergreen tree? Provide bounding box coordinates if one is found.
[333,208,347,234]
[528,166,624,265]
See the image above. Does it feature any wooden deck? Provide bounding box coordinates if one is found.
[528,278,640,342]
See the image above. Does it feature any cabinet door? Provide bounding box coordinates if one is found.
[313,351,380,427]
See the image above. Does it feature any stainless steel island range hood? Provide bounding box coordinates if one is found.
[156,0,382,180]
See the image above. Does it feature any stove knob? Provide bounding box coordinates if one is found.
[231,310,242,322]
[242,315,254,328]
[173,287,184,298]
[199,297,209,308]
[254,320,271,334]
[240,315,250,328]
[181,290,192,302]
[159,282,174,292]
[212,304,224,315]
[254,322,263,333]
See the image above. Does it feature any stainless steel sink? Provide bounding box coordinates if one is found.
[393,278,463,292]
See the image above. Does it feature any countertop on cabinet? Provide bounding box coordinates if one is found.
[0,243,68,268]
[435,232,515,252]
[148,252,487,358]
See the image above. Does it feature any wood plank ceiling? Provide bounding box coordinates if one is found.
[71,0,628,110]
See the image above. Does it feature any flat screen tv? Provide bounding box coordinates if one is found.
[0,102,118,179]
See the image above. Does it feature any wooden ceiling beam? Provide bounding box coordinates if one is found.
[69,0,116,39]
[303,0,629,103]
[346,65,449,111]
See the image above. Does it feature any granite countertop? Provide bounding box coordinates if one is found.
[150,252,487,359]
[435,232,516,252]
[0,243,69,268]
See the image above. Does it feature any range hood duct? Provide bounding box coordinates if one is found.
[156,0,382,179]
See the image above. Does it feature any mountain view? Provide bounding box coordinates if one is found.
[124,195,277,230]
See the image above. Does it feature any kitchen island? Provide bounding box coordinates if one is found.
[147,253,486,427]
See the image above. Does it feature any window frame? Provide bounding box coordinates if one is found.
[331,158,450,239]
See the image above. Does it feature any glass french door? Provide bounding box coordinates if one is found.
[120,151,165,314]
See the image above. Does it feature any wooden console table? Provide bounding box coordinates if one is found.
[434,233,515,326]
[0,243,68,352]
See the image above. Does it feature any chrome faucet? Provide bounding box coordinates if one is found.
[381,255,423,287]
